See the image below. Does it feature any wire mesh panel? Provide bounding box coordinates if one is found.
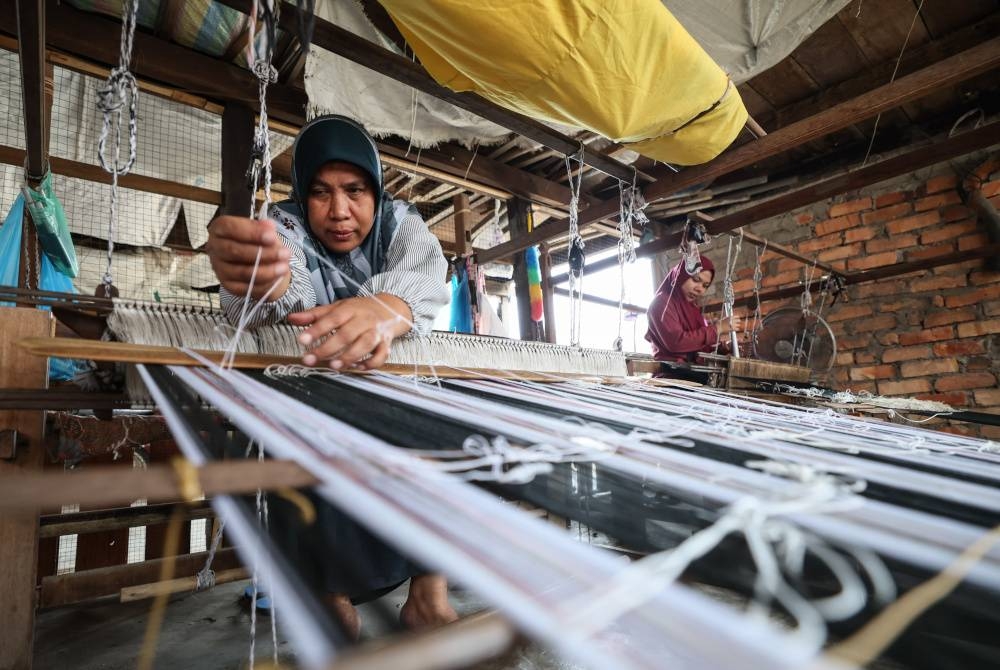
[0,47,294,307]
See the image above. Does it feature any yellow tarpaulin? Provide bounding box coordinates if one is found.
[381,0,748,166]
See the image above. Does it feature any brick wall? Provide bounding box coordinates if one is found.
[680,156,1000,439]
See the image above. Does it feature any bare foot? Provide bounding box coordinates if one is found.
[399,574,459,631]
[324,593,361,640]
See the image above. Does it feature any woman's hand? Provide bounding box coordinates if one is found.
[206,216,291,300]
[288,294,413,370]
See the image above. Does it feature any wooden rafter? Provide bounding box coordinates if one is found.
[549,120,1000,285]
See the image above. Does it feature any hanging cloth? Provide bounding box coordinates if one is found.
[449,261,474,333]
[379,0,748,165]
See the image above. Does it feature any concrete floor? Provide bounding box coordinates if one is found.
[33,580,573,670]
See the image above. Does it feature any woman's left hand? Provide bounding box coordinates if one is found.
[288,294,413,370]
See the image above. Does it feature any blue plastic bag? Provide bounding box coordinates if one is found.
[0,193,85,381]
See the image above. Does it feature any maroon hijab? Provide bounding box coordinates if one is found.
[645,255,718,362]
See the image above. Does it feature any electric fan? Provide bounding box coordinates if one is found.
[752,306,837,376]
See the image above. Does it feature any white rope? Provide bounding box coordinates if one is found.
[96,0,140,296]
[565,148,586,348]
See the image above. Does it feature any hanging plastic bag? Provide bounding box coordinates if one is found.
[0,193,86,381]
[23,172,78,278]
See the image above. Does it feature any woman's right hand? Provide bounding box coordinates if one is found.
[206,216,292,300]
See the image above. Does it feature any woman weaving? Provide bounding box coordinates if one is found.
[206,115,455,636]
[645,254,741,380]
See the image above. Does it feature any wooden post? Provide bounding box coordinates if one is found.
[221,102,256,216]
[0,309,54,670]
[453,193,471,257]
[508,198,535,341]
[539,244,557,343]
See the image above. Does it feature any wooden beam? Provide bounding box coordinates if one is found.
[16,0,46,180]
[539,245,557,343]
[552,287,647,313]
[453,193,471,256]
[213,0,640,183]
[38,548,241,608]
[508,199,536,341]
[0,308,54,670]
[644,37,1000,202]
[550,121,1000,285]
[0,144,222,204]
[221,103,255,216]
[0,0,309,126]
[39,501,213,539]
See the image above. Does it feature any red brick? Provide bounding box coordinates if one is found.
[923,310,977,328]
[958,233,990,252]
[909,274,966,292]
[798,233,844,253]
[815,214,861,236]
[865,235,918,253]
[974,389,1000,406]
[919,220,979,245]
[898,326,955,346]
[981,425,1000,440]
[838,335,872,350]
[852,315,897,333]
[940,425,977,437]
[835,352,855,366]
[878,298,924,312]
[848,251,898,271]
[969,270,1000,285]
[944,288,999,308]
[907,243,955,262]
[761,270,801,288]
[795,212,814,225]
[985,301,1000,316]
[878,379,931,396]
[774,258,802,273]
[982,180,1000,198]
[935,372,998,392]
[933,340,987,356]
[843,227,876,244]
[900,358,959,378]
[940,205,974,222]
[882,345,931,363]
[827,304,873,322]
[875,191,908,208]
[957,319,1000,338]
[916,392,968,406]
[829,199,872,218]
[855,352,877,364]
[914,192,962,212]
[967,356,993,372]
[849,381,879,394]
[886,211,941,235]
[850,365,895,381]
[925,174,958,194]
[732,278,755,293]
[851,280,906,299]
[876,332,899,346]
[862,202,912,225]
[818,243,862,262]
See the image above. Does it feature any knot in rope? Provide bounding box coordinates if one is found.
[96,67,138,175]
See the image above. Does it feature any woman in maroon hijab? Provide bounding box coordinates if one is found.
[645,255,739,365]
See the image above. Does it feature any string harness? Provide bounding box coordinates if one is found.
[96,0,140,297]
[614,170,648,351]
[719,229,743,357]
[565,146,586,347]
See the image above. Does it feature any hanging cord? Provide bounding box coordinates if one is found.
[749,238,768,352]
[860,0,926,167]
[96,0,140,297]
[565,146,586,347]
[795,260,819,366]
[718,231,743,356]
[614,170,647,351]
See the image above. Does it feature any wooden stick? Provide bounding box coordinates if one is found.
[120,567,249,603]
[16,337,619,381]
[0,459,319,512]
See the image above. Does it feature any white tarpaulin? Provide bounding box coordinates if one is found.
[306,0,849,149]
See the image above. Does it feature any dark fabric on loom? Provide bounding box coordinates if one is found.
[251,371,1000,668]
